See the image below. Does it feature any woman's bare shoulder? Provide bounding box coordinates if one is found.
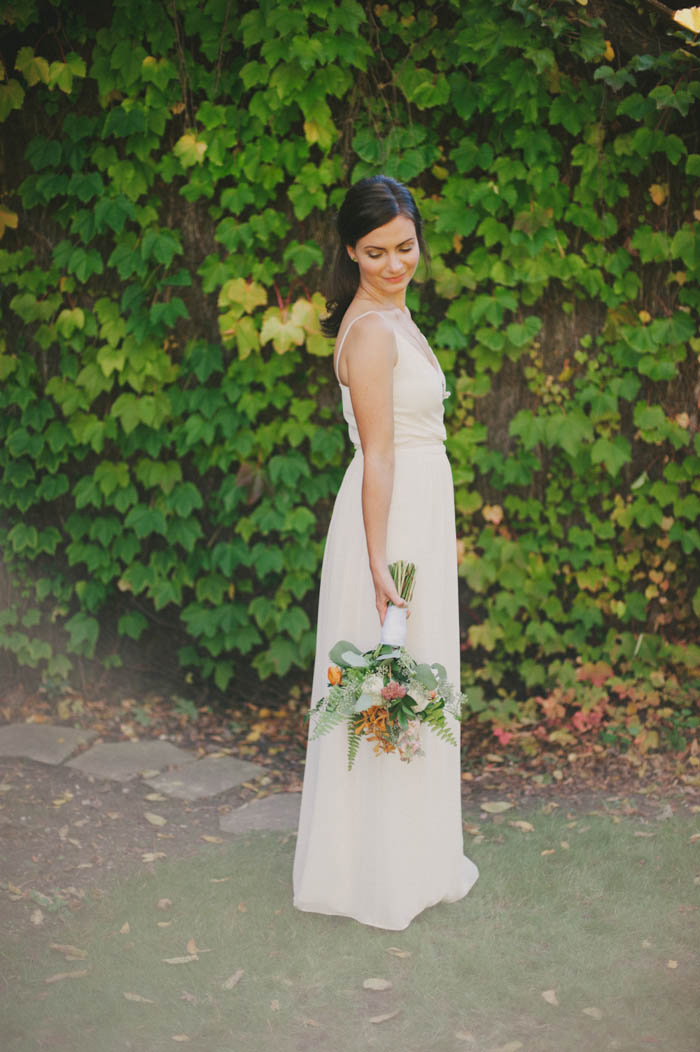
[337,307,397,348]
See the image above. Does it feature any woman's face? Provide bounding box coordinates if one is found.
[348,214,420,300]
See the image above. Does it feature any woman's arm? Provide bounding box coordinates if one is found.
[343,316,405,625]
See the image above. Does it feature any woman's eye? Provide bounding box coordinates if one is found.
[400,247,414,253]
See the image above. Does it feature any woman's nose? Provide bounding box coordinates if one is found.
[385,254,403,272]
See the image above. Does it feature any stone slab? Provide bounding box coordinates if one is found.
[66,740,196,782]
[0,723,96,765]
[219,792,301,834]
[144,755,267,801]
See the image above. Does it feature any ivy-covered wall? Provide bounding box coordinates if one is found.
[0,0,699,739]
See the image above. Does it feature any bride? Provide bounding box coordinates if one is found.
[292,175,479,930]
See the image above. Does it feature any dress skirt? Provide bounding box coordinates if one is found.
[292,443,479,931]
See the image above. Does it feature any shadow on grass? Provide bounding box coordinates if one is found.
[2,810,699,1052]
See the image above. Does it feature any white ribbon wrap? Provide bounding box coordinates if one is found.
[380,604,407,646]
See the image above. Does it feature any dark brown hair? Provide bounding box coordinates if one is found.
[321,175,428,338]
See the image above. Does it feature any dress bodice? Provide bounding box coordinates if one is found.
[334,309,448,450]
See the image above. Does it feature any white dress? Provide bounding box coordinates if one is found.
[292,308,479,930]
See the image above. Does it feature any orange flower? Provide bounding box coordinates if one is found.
[328,665,342,686]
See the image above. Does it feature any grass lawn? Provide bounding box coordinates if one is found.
[2,807,699,1052]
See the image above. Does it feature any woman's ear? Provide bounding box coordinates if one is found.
[346,246,357,263]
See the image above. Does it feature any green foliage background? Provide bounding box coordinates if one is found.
[1,0,699,736]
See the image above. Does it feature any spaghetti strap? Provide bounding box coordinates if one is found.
[334,310,386,381]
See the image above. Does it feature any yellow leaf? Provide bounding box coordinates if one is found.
[485,752,504,763]
[541,848,556,856]
[481,801,513,813]
[171,1036,190,1043]
[385,946,412,958]
[210,876,232,883]
[222,969,244,989]
[542,989,559,1006]
[201,835,224,844]
[509,820,534,833]
[667,959,679,968]
[162,955,199,965]
[582,1006,603,1019]
[363,977,393,991]
[674,7,700,33]
[369,1010,401,1024]
[145,792,167,801]
[157,898,172,910]
[45,970,89,983]
[123,992,156,1003]
[185,938,212,955]
[173,132,207,167]
[50,943,88,959]
[649,183,668,206]
[120,922,130,934]
[560,841,570,850]
[0,205,18,239]
[144,812,167,827]
[603,40,615,61]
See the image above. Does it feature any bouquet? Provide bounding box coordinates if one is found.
[306,561,465,770]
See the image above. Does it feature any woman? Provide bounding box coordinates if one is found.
[292,175,479,930]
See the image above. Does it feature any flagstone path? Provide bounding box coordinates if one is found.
[0,721,302,831]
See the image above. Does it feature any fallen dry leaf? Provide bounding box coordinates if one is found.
[541,989,559,1006]
[157,898,172,910]
[145,793,167,801]
[455,1031,475,1042]
[541,849,556,856]
[142,852,167,863]
[302,1018,321,1027]
[186,939,212,955]
[210,876,232,883]
[463,823,481,835]
[481,801,513,814]
[162,955,199,965]
[369,1009,401,1024]
[201,835,224,844]
[270,999,280,1011]
[385,946,412,958]
[363,977,393,991]
[582,1006,603,1019]
[560,841,570,850]
[30,908,44,926]
[45,969,89,983]
[634,831,655,838]
[222,969,244,989]
[509,820,534,833]
[50,943,88,960]
[123,992,155,1003]
[144,812,167,827]
[171,1037,190,1043]
[120,922,130,934]
[495,1043,523,1052]
[237,902,248,913]
[667,959,678,969]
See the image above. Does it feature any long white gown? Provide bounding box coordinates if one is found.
[292,307,479,930]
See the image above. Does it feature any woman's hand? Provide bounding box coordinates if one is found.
[371,563,406,626]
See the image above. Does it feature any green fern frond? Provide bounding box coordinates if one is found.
[347,719,362,770]
[423,707,458,747]
[309,705,347,741]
